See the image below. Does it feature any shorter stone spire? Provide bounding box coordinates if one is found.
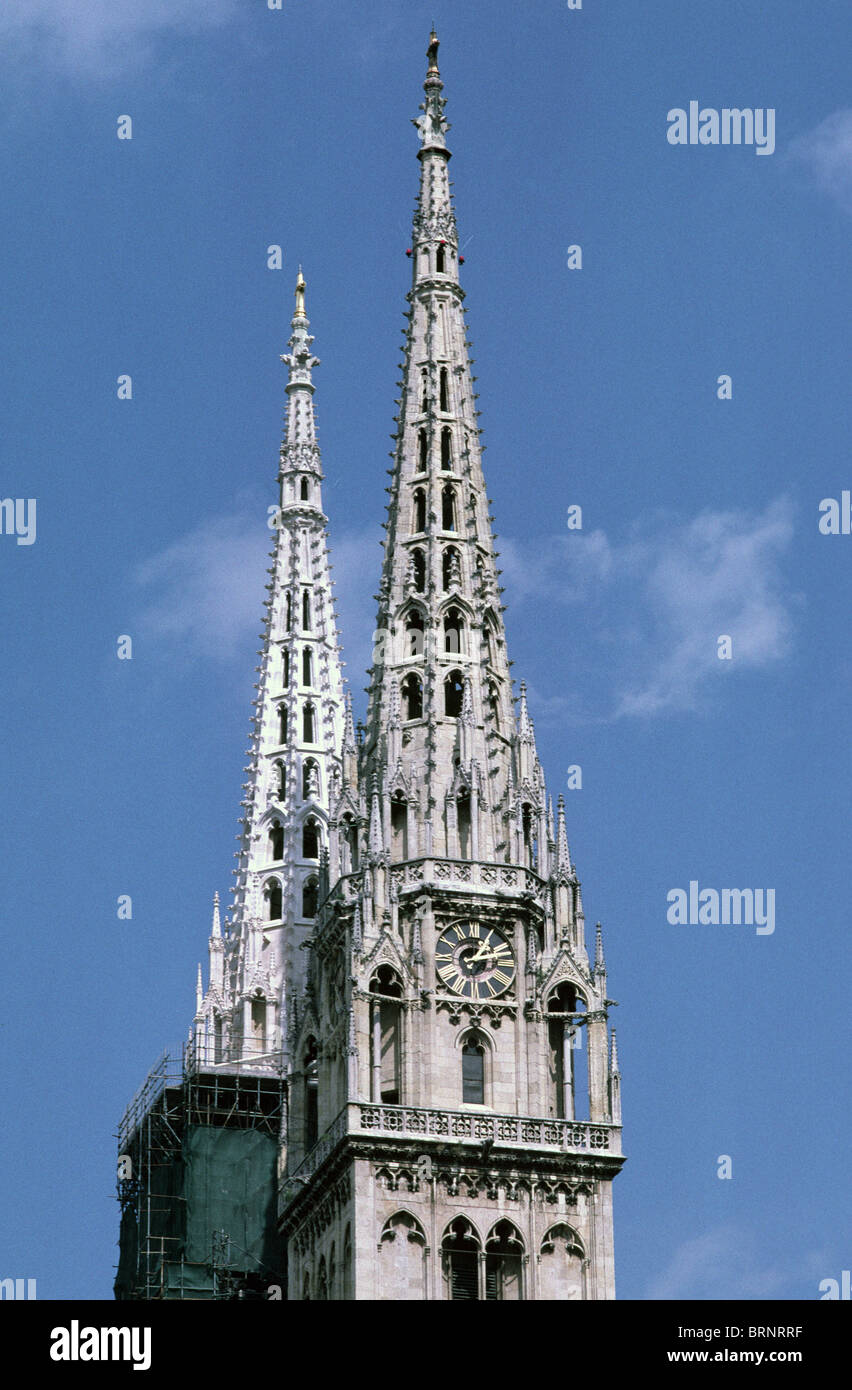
[211,890,222,940]
[594,921,606,975]
[555,795,572,878]
[610,1028,620,1078]
[369,775,384,855]
[196,964,203,1011]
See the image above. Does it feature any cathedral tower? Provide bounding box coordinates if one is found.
[279,32,625,1301]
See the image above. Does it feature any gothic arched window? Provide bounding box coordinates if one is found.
[302,647,313,686]
[302,816,320,859]
[442,546,460,590]
[278,707,288,745]
[442,1217,480,1301]
[405,609,425,657]
[370,965,403,1104]
[302,875,319,918]
[441,427,452,471]
[417,430,428,473]
[265,878,283,922]
[302,757,319,799]
[461,1031,487,1105]
[300,478,309,501]
[485,1221,524,1301]
[341,814,359,873]
[412,548,426,593]
[547,985,587,1121]
[268,821,284,862]
[469,493,478,538]
[402,673,423,721]
[413,488,426,533]
[436,245,446,274]
[443,606,464,654]
[442,485,457,531]
[302,590,312,630]
[439,367,449,412]
[282,649,290,685]
[303,1036,318,1150]
[275,760,286,799]
[285,592,292,631]
[303,702,316,743]
[390,792,408,861]
[488,681,501,732]
[420,369,428,413]
[444,669,464,717]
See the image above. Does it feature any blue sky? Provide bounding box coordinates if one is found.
[0,0,849,1301]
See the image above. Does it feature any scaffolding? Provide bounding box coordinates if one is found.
[115,1046,286,1300]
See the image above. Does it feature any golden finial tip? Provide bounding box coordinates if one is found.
[294,269,306,317]
[426,28,440,77]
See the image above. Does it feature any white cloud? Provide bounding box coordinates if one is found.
[788,109,852,215]
[0,0,239,76]
[499,498,796,720]
[647,1224,821,1300]
[133,510,380,688]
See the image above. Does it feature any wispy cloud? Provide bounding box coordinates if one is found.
[133,510,380,685]
[0,0,239,77]
[501,498,796,720]
[788,109,852,216]
[647,1224,824,1300]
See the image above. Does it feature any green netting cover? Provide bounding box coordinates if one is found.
[183,1125,282,1276]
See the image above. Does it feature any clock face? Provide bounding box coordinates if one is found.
[435,921,516,999]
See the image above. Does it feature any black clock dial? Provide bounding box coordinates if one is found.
[435,921,516,1000]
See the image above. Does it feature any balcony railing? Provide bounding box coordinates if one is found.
[281,1102,621,1203]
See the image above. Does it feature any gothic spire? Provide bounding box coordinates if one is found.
[200,271,346,1072]
[362,28,520,866]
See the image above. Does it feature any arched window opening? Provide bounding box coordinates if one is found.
[302,816,320,859]
[251,997,267,1054]
[488,682,501,732]
[285,593,292,631]
[268,822,284,861]
[443,606,464,654]
[442,1218,480,1301]
[282,649,290,685]
[462,1032,486,1105]
[302,875,319,918]
[413,488,426,533]
[457,792,471,860]
[412,548,426,593]
[300,478,309,501]
[265,879,282,922]
[302,648,313,686]
[436,245,446,274]
[279,707,288,745]
[441,427,452,470]
[402,673,423,721]
[302,590,312,630]
[442,486,456,531]
[275,761,286,800]
[379,1214,427,1299]
[522,802,535,869]
[341,815,359,873]
[417,430,428,473]
[304,1036,318,1150]
[540,1225,585,1301]
[405,610,425,657]
[439,367,449,412]
[420,370,429,413]
[371,966,403,1103]
[444,670,464,717]
[485,1222,524,1301]
[484,625,495,666]
[303,702,316,742]
[391,794,408,860]
[547,985,588,1121]
[469,493,478,538]
[302,758,319,799]
[442,546,460,590]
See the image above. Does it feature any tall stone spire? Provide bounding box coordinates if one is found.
[362,26,518,866]
[194,272,346,1072]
